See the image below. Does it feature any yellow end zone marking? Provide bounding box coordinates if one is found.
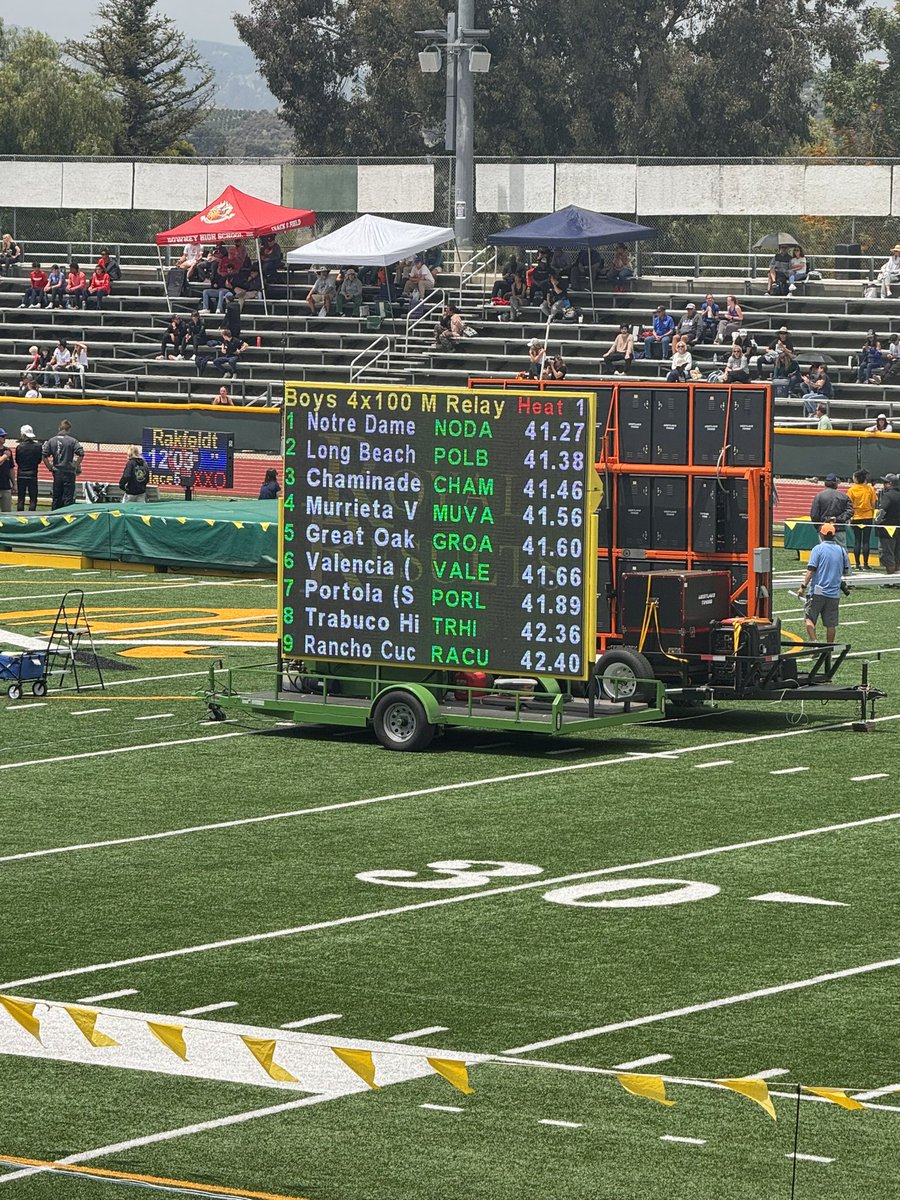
[0,1153,308,1200]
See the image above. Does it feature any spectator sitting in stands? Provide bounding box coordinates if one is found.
[47,339,71,387]
[232,262,261,306]
[698,294,719,342]
[66,342,89,390]
[667,337,692,382]
[196,327,249,379]
[815,403,833,430]
[755,326,794,379]
[787,246,807,293]
[26,344,51,384]
[526,337,546,379]
[157,316,186,360]
[545,353,567,380]
[182,311,210,360]
[766,243,792,295]
[644,305,675,359]
[201,274,235,316]
[0,233,22,276]
[259,467,280,499]
[87,265,111,309]
[259,235,283,279]
[674,302,702,346]
[21,262,48,309]
[403,256,435,307]
[20,374,41,399]
[491,267,516,302]
[716,294,743,344]
[605,243,633,292]
[801,363,833,415]
[96,248,121,282]
[526,250,551,303]
[44,264,65,309]
[306,268,335,317]
[867,413,893,433]
[570,247,603,290]
[434,303,465,351]
[888,333,900,360]
[857,334,884,383]
[392,259,412,288]
[65,262,88,310]
[178,241,204,278]
[213,385,235,406]
[504,271,527,322]
[771,344,802,398]
[602,323,634,374]
[540,274,573,321]
[335,268,363,316]
[722,342,751,384]
[221,239,248,277]
[878,245,900,299]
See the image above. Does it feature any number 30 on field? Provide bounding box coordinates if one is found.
[356,860,720,908]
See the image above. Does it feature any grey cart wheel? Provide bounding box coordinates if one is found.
[31,680,47,697]
[7,684,21,701]
[595,647,656,703]
[372,691,435,752]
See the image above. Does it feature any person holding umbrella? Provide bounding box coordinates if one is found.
[767,242,793,295]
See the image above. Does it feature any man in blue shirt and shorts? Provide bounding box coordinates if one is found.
[797,521,850,643]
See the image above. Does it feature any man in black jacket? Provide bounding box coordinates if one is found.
[876,474,900,581]
[14,424,42,511]
[810,474,853,546]
[42,419,84,509]
[0,430,13,512]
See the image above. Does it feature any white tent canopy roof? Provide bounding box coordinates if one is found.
[286,213,454,267]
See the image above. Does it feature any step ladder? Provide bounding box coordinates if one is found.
[46,589,105,692]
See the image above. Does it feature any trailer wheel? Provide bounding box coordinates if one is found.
[596,648,656,703]
[207,704,227,722]
[372,691,435,752]
[31,680,47,697]
[7,684,21,701]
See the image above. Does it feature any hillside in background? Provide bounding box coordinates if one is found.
[191,39,277,112]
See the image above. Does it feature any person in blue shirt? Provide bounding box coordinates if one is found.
[797,522,850,643]
[259,468,280,500]
[644,305,675,359]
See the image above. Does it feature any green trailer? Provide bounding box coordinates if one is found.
[202,663,667,752]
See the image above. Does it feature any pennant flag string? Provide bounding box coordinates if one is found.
[147,1021,188,1062]
[427,1058,474,1096]
[717,1078,777,1120]
[332,1047,380,1090]
[63,1006,118,1048]
[616,1074,675,1107]
[0,996,41,1043]
[801,1086,865,1112]
[242,1036,299,1084]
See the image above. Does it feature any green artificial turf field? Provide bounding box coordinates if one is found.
[0,552,897,1200]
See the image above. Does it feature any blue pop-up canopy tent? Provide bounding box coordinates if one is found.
[487,205,656,248]
[487,205,656,312]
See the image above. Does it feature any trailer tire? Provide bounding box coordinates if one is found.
[595,648,656,703]
[372,691,435,752]
[207,704,227,722]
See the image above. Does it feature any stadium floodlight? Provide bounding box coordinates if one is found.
[418,47,442,73]
[468,46,491,73]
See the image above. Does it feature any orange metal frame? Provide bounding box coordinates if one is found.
[469,377,774,650]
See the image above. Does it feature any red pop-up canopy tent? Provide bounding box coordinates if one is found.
[155,185,316,312]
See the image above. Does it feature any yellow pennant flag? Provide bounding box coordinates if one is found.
[717,1078,777,1120]
[332,1047,380,1090]
[63,1006,118,1048]
[616,1073,675,1107]
[147,1021,188,1061]
[427,1058,474,1096]
[241,1036,298,1084]
[0,996,41,1042]
[802,1086,865,1112]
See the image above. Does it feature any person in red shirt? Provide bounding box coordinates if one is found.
[87,266,111,309]
[21,262,48,308]
[65,261,88,309]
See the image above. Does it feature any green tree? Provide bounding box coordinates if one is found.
[0,20,121,155]
[72,0,214,156]
[818,2,900,156]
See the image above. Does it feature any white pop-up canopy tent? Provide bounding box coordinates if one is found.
[286,213,454,267]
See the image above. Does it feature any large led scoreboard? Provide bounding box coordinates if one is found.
[280,383,599,679]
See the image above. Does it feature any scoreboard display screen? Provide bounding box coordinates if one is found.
[141,428,234,489]
[280,383,598,680]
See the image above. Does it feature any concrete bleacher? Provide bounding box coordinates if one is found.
[2,244,900,429]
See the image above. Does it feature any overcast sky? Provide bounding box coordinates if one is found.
[4,0,255,45]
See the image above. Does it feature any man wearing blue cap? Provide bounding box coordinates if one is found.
[810,473,853,546]
[0,430,13,512]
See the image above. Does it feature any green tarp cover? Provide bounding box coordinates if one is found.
[0,501,278,572]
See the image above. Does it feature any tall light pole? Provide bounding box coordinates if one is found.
[416,1,491,252]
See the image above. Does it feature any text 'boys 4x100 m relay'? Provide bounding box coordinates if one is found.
[280,384,599,679]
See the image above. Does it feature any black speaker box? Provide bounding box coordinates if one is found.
[692,388,729,466]
[692,477,719,554]
[652,476,688,550]
[720,478,749,553]
[729,389,767,466]
[617,475,651,549]
[653,388,689,464]
[618,388,653,462]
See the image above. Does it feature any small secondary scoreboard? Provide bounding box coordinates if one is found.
[280,383,598,680]
[141,427,235,489]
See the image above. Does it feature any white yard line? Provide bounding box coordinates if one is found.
[75,988,137,1004]
[4,704,46,712]
[773,597,900,615]
[853,1082,900,1101]
[388,1026,449,1042]
[0,580,273,605]
[70,708,112,717]
[742,1068,790,1079]
[850,773,889,781]
[539,1119,582,1128]
[5,713,899,867]
[0,730,253,775]
[280,1014,342,1029]
[134,713,175,722]
[502,958,900,1055]
[661,1135,706,1146]
[771,767,809,775]
[420,1104,462,1114]
[6,803,900,993]
[693,760,733,769]
[177,1001,238,1017]
[787,1153,833,1164]
[611,1053,672,1070]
